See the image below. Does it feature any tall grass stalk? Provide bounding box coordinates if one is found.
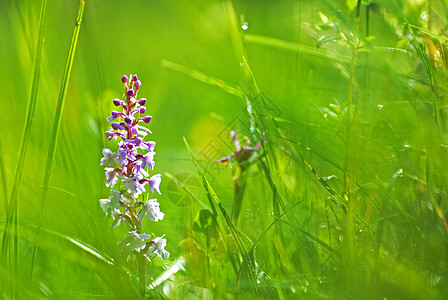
[0,0,48,297]
[0,140,8,214]
[29,0,85,285]
[343,0,362,278]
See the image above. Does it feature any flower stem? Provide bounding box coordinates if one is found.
[138,253,146,297]
[231,170,248,226]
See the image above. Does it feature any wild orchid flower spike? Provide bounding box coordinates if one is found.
[99,74,169,264]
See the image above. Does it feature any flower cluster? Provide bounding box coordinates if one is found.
[100,74,169,260]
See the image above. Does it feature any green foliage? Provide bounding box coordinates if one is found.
[1,0,448,299]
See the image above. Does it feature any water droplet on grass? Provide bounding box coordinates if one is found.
[420,11,428,22]
[242,22,248,30]
[377,104,383,110]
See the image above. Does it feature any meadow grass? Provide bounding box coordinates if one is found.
[1,0,448,299]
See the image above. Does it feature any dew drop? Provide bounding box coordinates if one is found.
[420,11,428,22]
[377,104,383,110]
[242,22,248,30]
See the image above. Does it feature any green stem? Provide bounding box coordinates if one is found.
[138,254,146,297]
[231,170,248,227]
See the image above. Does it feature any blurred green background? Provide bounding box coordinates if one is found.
[1,0,448,298]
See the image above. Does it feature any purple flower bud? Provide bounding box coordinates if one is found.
[113,99,121,106]
[142,116,152,123]
[139,107,146,114]
[122,75,128,83]
[107,111,120,121]
[111,122,124,130]
[127,89,134,97]
[135,80,141,89]
[124,116,132,124]
[132,74,138,82]
[138,98,147,106]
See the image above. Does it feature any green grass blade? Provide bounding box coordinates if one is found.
[29,0,85,285]
[37,185,76,198]
[0,139,8,213]
[149,257,186,289]
[161,59,244,97]
[1,0,48,295]
[245,33,351,63]
[222,0,245,68]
